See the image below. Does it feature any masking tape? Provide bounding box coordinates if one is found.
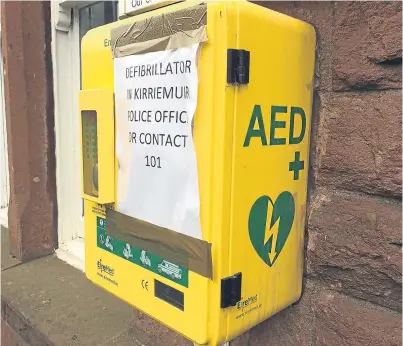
[111,3,207,57]
[106,209,213,279]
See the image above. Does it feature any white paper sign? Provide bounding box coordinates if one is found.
[114,44,202,239]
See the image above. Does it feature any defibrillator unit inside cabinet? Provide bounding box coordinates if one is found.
[79,1,316,345]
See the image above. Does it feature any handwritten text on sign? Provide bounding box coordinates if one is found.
[114,44,202,240]
[125,0,180,15]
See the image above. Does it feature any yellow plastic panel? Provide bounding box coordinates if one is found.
[82,2,231,344]
[226,2,316,340]
[79,89,115,204]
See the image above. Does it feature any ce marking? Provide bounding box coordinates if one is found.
[141,280,149,291]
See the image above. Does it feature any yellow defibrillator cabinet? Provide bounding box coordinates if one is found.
[80,1,316,345]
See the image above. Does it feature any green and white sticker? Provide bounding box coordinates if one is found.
[96,217,189,287]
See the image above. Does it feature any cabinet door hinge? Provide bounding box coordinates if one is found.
[220,272,242,308]
[227,49,250,85]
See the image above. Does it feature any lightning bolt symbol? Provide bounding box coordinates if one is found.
[264,201,280,265]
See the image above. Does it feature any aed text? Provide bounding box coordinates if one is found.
[244,105,307,147]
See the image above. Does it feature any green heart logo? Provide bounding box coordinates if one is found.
[248,191,295,267]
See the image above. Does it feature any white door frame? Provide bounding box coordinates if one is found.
[0,24,10,227]
[51,0,97,271]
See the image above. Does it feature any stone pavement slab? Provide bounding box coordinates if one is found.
[1,254,138,346]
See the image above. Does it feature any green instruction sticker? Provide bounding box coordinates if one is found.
[96,217,189,287]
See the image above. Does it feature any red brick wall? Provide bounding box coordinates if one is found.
[1,1,57,261]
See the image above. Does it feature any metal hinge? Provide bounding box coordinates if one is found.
[227,49,250,85]
[220,272,242,308]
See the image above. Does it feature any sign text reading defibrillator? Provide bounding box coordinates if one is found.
[125,61,193,149]
[114,44,202,240]
[126,60,192,78]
